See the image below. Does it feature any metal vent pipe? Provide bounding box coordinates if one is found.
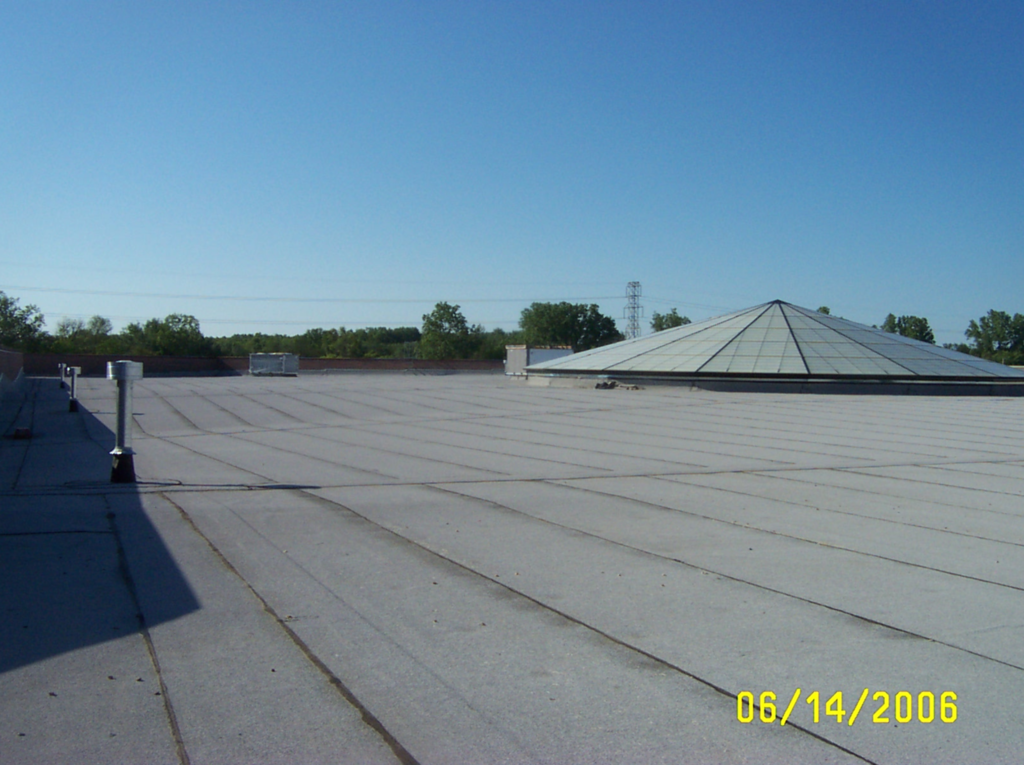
[107,360,143,483]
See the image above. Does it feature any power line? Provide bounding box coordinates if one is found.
[1,285,621,304]
[645,296,733,312]
[51,313,524,328]
[0,262,623,289]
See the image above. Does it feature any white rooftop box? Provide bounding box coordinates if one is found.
[249,353,300,376]
[505,346,573,376]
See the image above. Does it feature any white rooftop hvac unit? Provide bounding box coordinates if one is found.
[249,353,300,376]
[504,346,573,376]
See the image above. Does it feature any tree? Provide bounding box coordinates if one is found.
[0,291,47,350]
[817,306,831,315]
[215,332,292,355]
[49,317,87,353]
[650,308,691,332]
[87,315,114,336]
[901,317,935,344]
[56,317,86,338]
[46,314,120,354]
[881,313,935,344]
[350,326,422,358]
[962,310,1024,365]
[474,327,523,360]
[295,327,336,358]
[331,328,367,359]
[519,302,622,351]
[420,302,471,359]
[121,314,214,356]
[84,315,120,352]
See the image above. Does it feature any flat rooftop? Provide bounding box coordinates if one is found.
[3,373,1023,764]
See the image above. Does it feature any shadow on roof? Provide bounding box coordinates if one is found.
[0,381,200,674]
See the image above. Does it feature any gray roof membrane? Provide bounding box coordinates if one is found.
[528,301,1024,380]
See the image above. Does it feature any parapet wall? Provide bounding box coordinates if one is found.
[299,357,502,373]
[23,354,503,376]
[0,347,23,380]
[1,347,24,400]
[24,354,250,376]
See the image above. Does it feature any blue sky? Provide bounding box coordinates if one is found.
[2,1,1021,345]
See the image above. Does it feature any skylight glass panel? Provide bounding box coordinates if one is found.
[797,342,842,374]
[821,356,863,375]
[783,312,828,329]
[778,352,808,374]
[745,341,803,374]
[844,357,899,375]
[952,358,1024,377]
[668,353,731,372]
[819,347,908,375]
[724,355,762,373]
[698,343,741,372]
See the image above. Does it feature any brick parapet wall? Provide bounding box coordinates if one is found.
[24,354,503,376]
[0,347,24,380]
[24,354,249,376]
[299,358,502,372]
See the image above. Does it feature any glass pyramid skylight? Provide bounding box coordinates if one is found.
[528,301,1024,379]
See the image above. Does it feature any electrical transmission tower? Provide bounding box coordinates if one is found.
[624,281,642,339]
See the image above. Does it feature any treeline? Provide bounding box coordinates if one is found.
[5,289,1021,365]
[218,324,523,360]
[216,326,425,359]
[943,310,1024,366]
[0,291,620,360]
[25,313,219,357]
[868,309,1024,365]
[38,312,516,360]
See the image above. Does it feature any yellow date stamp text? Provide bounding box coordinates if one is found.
[736,689,958,726]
